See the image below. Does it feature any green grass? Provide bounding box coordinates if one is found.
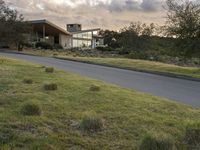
[56,56,200,79]
[0,56,200,149]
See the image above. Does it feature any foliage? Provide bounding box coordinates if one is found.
[99,30,120,49]
[96,46,114,52]
[35,42,53,50]
[20,101,41,116]
[53,44,63,50]
[44,83,58,91]
[0,0,31,51]
[23,78,33,84]
[89,85,100,92]
[165,0,200,58]
[140,133,175,150]
[45,67,54,73]
[184,122,200,146]
[80,115,104,132]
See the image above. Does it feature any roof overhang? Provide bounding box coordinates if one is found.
[29,19,72,36]
[71,28,101,34]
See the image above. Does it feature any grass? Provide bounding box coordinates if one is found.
[0,56,200,149]
[56,56,200,79]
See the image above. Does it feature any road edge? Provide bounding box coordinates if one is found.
[1,50,200,82]
[55,56,200,82]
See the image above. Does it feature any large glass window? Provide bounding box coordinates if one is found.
[72,31,93,39]
[73,39,91,48]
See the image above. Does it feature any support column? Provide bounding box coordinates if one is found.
[43,25,45,40]
[91,31,94,49]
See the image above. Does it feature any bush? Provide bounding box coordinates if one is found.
[184,122,200,146]
[45,67,54,73]
[44,83,58,91]
[35,42,53,50]
[96,46,113,52]
[0,129,14,144]
[89,85,100,92]
[140,134,175,150]
[23,42,33,48]
[20,102,41,116]
[53,44,63,50]
[80,116,104,132]
[23,78,33,84]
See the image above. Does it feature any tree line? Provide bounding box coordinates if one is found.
[99,0,200,60]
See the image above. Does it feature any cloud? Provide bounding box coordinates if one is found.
[108,0,141,12]
[4,0,166,30]
[141,0,163,11]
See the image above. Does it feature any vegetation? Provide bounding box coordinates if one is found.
[89,85,101,92]
[98,0,200,62]
[45,67,54,73]
[184,122,200,146]
[140,133,175,150]
[44,83,58,91]
[165,0,200,58]
[0,0,31,51]
[20,101,42,116]
[56,56,200,79]
[23,78,33,84]
[80,114,104,132]
[0,57,200,149]
[35,42,53,50]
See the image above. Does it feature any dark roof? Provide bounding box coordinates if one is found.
[29,19,72,35]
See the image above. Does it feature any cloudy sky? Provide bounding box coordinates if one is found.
[4,0,169,30]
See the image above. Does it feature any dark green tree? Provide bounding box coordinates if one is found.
[99,30,120,48]
[0,0,31,51]
[166,0,200,58]
[118,22,156,54]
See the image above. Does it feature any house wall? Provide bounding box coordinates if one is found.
[59,34,72,49]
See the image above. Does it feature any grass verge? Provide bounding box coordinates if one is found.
[0,56,200,149]
[56,56,200,79]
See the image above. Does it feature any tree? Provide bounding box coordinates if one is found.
[99,30,120,48]
[0,0,31,51]
[165,0,200,58]
[118,22,156,52]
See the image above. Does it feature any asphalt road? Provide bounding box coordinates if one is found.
[1,52,200,107]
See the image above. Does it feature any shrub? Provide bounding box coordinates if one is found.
[0,129,14,144]
[53,44,63,50]
[44,83,58,91]
[80,116,104,132]
[89,85,100,92]
[140,133,175,150]
[20,102,41,116]
[23,78,33,84]
[184,122,200,146]
[96,46,113,52]
[35,42,53,50]
[45,67,54,73]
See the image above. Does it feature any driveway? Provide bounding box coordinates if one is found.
[1,52,200,107]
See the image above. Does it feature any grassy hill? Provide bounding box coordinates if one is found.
[0,56,199,149]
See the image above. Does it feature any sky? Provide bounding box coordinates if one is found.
[3,0,172,30]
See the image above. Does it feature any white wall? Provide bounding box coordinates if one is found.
[59,34,72,49]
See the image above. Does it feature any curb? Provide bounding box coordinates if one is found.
[55,57,200,82]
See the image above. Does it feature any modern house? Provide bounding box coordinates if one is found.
[29,19,104,49]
